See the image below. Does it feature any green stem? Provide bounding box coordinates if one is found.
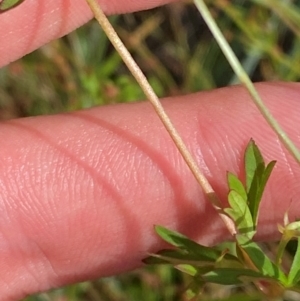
[275,234,289,266]
[85,0,236,236]
[194,0,300,164]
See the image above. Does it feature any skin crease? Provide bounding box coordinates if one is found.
[0,1,300,300]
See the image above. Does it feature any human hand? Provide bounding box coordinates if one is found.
[0,1,300,300]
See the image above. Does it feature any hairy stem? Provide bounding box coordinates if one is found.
[85,0,236,236]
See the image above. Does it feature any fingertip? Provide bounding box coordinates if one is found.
[0,0,176,67]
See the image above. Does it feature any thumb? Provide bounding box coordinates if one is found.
[1,82,300,300]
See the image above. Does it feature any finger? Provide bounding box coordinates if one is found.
[0,0,177,68]
[1,82,300,300]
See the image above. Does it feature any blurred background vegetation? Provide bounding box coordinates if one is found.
[1,0,300,300]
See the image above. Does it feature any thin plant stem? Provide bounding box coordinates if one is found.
[194,0,300,164]
[85,0,236,236]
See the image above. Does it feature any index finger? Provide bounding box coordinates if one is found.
[0,0,177,67]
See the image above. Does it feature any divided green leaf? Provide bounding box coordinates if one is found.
[144,226,243,271]
[245,139,276,228]
[238,241,286,283]
[147,139,282,296]
[227,172,247,201]
[143,248,216,266]
[245,139,264,191]
[201,267,270,285]
[224,190,254,240]
[176,264,198,276]
[224,140,275,242]
[154,225,222,261]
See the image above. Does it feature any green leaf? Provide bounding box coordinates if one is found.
[144,247,241,270]
[248,160,276,226]
[0,0,24,11]
[288,237,300,286]
[244,139,276,228]
[154,225,222,261]
[143,254,172,265]
[227,172,247,201]
[238,241,286,283]
[224,190,254,237]
[152,249,203,262]
[143,249,216,266]
[245,139,264,192]
[176,264,198,276]
[201,268,269,285]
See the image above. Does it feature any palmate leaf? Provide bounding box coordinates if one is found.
[224,140,275,241]
[0,0,24,11]
[147,139,280,293]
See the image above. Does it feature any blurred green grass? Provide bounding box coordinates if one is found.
[1,0,300,300]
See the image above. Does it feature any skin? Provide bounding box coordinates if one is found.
[0,0,300,300]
